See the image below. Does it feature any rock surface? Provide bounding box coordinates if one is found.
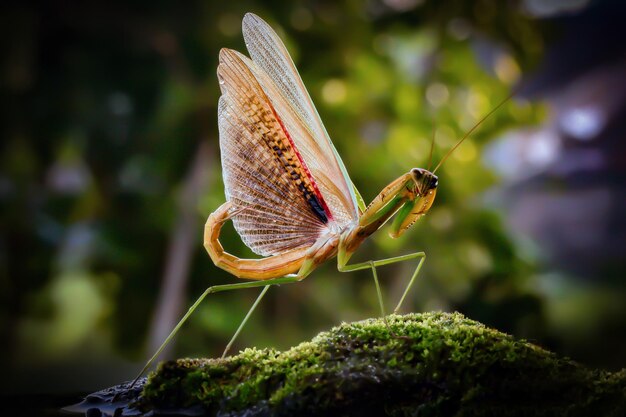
[67,312,626,416]
[138,312,625,416]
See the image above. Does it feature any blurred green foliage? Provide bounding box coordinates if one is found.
[1,0,620,392]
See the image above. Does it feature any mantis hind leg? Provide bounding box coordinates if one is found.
[338,251,426,316]
[130,274,306,387]
[131,201,325,386]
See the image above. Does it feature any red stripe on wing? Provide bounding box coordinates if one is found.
[269,104,335,223]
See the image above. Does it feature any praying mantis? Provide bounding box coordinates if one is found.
[133,13,513,384]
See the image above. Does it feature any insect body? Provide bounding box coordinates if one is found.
[134,13,510,383]
[206,14,437,284]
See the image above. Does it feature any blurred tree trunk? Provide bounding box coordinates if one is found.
[146,142,212,357]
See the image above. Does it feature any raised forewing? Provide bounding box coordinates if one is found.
[218,49,331,256]
[242,13,359,226]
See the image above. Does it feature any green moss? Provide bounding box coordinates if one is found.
[141,312,625,416]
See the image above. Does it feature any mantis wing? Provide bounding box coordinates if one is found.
[217,49,332,256]
[242,13,360,225]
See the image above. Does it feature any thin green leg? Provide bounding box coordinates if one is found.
[392,252,426,313]
[130,275,302,387]
[369,261,386,317]
[338,251,426,316]
[221,285,270,359]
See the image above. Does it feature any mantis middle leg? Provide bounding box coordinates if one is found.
[338,251,426,316]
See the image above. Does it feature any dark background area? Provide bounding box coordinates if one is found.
[1,0,625,398]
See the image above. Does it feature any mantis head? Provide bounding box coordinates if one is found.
[389,168,438,238]
[371,91,515,240]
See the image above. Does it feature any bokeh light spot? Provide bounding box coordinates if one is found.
[526,129,561,167]
[453,139,477,163]
[429,207,454,231]
[494,53,521,84]
[560,106,605,141]
[322,79,347,104]
[426,82,450,107]
[447,18,472,41]
[466,89,489,119]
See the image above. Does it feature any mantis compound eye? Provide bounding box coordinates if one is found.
[411,168,438,193]
[410,167,424,179]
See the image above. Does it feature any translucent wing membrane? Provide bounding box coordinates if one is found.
[218,50,329,256]
[242,13,359,225]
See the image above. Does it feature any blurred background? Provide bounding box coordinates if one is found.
[2,0,625,396]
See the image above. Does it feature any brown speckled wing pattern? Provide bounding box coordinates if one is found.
[241,13,358,227]
[218,50,329,256]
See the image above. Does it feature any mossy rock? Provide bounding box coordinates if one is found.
[140,312,625,416]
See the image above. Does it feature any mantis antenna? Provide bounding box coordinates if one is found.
[432,90,517,174]
[426,126,436,171]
